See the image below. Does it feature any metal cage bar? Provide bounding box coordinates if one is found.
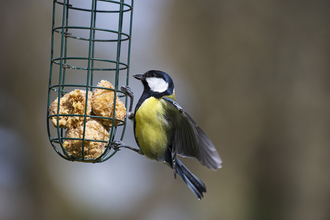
[47,0,134,163]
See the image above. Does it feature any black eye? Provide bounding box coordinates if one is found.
[151,72,156,77]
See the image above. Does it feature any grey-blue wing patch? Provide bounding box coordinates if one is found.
[162,97,222,170]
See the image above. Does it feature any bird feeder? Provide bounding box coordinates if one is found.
[47,0,134,162]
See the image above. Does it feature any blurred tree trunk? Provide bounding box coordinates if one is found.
[161,1,330,220]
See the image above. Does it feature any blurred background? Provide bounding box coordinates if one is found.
[1,0,330,219]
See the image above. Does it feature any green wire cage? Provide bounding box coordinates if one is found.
[47,0,134,163]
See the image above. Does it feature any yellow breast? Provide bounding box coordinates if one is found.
[134,97,171,160]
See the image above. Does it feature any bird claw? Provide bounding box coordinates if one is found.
[110,140,142,154]
[111,140,125,151]
[121,86,134,112]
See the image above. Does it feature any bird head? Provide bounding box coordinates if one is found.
[134,70,174,98]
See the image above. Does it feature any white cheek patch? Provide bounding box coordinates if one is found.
[146,77,169,93]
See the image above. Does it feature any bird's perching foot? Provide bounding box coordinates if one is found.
[111,140,142,155]
[121,85,135,120]
[121,86,134,112]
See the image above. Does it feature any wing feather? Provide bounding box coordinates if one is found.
[163,97,222,170]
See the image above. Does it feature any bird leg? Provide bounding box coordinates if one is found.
[120,86,134,113]
[111,140,143,155]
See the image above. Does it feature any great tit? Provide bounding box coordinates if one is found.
[130,70,222,200]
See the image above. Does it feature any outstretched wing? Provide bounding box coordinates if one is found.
[162,97,222,170]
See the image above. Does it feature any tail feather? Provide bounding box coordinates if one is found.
[175,158,206,200]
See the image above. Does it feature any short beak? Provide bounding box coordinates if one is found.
[133,74,143,80]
